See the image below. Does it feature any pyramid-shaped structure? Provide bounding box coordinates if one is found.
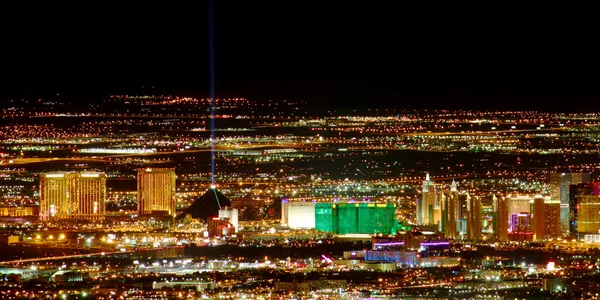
[177,188,232,221]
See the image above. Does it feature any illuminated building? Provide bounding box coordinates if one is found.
[364,250,418,265]
[509,212,533,241]
[533,197,545,241]
[39,172,106,221]
[457,191,469,238]
[493,194,509,242]
[550,172,591,234]
[207,217,234,237]
[315,202,396,234]
[544,199,561,238]
[0,206,38,217]
[508,195,531,216]
[577,195,600,235]
[438,181,461,239]
[440,190,458,239]
[218,207,238,232]
[511,213,531,232]
[466,195,482,240]
[569,182,600,238]
[283,201,315,229]
[417,173,436,225]
[281,200,289,226]
[137,168,176,219]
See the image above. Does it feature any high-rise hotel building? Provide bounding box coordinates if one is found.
[137,168,177,218]
[550,172,591,234]
[493,194,508,242]
[417,173,435,225]
[39,172,106,221]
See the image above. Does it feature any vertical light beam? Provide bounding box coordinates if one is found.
[209,0,216,186]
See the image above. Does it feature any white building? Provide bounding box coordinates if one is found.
[282,201,316,229]
[218,208,239,232]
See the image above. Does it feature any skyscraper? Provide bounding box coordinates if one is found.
[457,190,469,238]
[533,197,545,241]
[466,195,482,240]
[137,168,177,219]
[39,172,106,221]
[550,172,591,234]
[441,190,458,239]
[570,182,600,238]
[544,199,561,238]
[493,194,508,242]
[577,195,600,235]
[418,173,435,225]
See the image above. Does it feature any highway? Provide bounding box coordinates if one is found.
[0,249,133,265]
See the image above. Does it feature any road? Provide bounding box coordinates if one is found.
[0,249,133,265]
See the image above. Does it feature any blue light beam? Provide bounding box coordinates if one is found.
[209,0,216,186]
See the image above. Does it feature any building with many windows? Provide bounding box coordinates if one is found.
[417,173,436,225]
[39,172,106,221]
[550,172,591,234]
[577,195,600,235]
[493,194,509,242]
[137,168,177,219]
[569,182,600,238]
[315,202,396,235]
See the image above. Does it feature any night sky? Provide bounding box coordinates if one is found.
[2,3,598,111]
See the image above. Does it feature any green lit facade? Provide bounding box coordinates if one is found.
[315,202,396,234]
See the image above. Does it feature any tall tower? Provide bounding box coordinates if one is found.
[533,197,545,241]
[68,172,106,220]
[544,198,561,238]
[467,195,482,240]
[39,172,106,221]
[39,173,69,221]
[578,195,600,235]
[441,190,458,239]
[569,182,600,238]
[493,194,509,242]
[438,180,460,239]
[137,168,177,219]
[418,173,436,225]
[550,172,591,234]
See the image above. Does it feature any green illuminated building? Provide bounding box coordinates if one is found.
[315,202,396,234]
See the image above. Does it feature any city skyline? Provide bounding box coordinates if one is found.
[0,3,600,299]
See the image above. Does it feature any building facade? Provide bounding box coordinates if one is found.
[137,168,177,219]
[316,202,396,235]
[418,173,436,225]
[39,172,106,221]
[493,194,509,242]
[578,195,600,235]
[569,182,600,238]
[550,172,591,234]
[283,201,316,229]
[218,207,239,232]
[466,195,482,241]
[533,197,545,241]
